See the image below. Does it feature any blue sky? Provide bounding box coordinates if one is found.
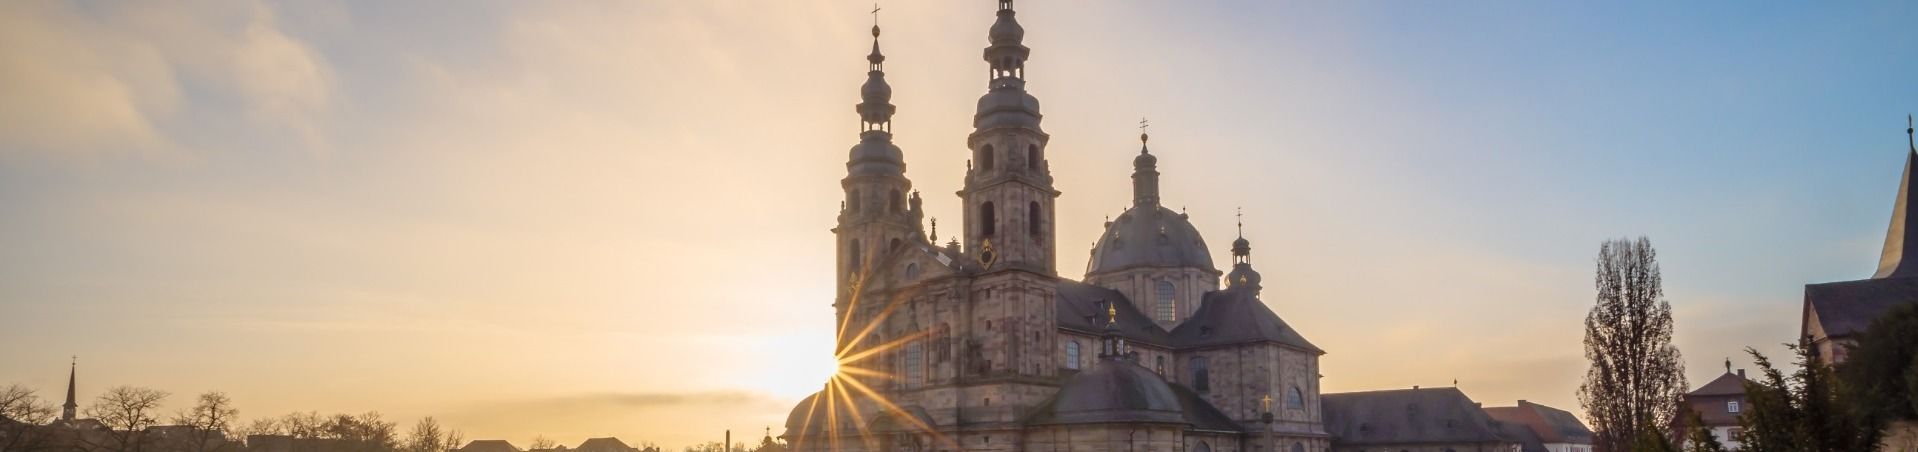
[1,0,1914,447]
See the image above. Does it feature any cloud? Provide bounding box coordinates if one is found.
[0,0,330,159]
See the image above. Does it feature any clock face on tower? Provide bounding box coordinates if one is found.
[979,239,998,268]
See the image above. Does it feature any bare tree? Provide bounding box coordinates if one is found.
[172,392,238,452]
[525,435,556,450]
[1577,237,1687,452]
[319,412,398,452]
[85,386,171,452]
[403,417,462,452]
[1,384,59,451]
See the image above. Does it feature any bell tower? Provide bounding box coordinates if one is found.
[834,19,924,319]
[959,0,1057,275]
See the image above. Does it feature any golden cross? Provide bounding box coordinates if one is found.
[1261,394,1273,411]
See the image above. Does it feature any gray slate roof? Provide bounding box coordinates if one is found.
[1803,277,1918,340]
[1023,358,1187,426]
[1168,288,1321,352]
[1086,205,1216,276]
[1056,281,1172,346]
[1687,371,1752,397]
[1321,387,1518,446]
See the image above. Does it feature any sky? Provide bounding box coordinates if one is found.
[2,0,1917,448]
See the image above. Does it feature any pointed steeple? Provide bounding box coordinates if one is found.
[1873,115,1918,279]
[62,357,77,421]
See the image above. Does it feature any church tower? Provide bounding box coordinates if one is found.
[960,0,1057,274]
[834,21,925,334]
[62,358,77,421]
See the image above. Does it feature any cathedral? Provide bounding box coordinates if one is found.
[782,2,1329,452]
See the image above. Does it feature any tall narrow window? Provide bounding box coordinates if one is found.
[980,145,996,171]
[1287,386,1305,409]
[1190,356,1210,392]
[905,342,924,385]
[1155,281,1177,322]
[850,190,862,213]
[1064,341,1081,370]
[980,202,997,236]
[1028,202,1043,238]
[848,240,862,273]
[1026,145,1039,170]
[889,190,902,213]
[889,238,901,251]
[1155,356,1165,374]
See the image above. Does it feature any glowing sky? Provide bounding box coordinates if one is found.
[3,0,1917,448]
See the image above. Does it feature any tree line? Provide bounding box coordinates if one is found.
[1578,237,1918,452]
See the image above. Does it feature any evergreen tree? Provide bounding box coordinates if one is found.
[1735,344,1879,451]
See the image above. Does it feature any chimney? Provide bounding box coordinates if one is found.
[1413,385,1420,390]
[1737,369,1746,378]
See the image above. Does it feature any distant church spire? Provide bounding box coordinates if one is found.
[62,356,77,421]
[1873,115,1918,279]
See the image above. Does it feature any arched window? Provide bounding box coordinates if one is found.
[1287,386,1305,409]
[980,145,996,171]
[848,240,862,272]
[1064,341,1081,370]
[905,341,924,385]
[1026,145,1039,170]
[889,190,902,213]
[1291,443,1304,452]
[889,238,901,251]
[903,263,920,280]
[1193,441,1211,452]
[850,189,862,213]
[1028,202,1043,238]
[1155,356,1165,374]
[1155,281,1177,322]
[980,202,997,236]
[1190,356,1210,392]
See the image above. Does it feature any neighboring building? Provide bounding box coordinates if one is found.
[459,440,525,452]
[1672,362,1752,450]
[1319,387,1524,452]
[1482,401,1594,452]
[574,438,640,452]
[1802,123,1918,365]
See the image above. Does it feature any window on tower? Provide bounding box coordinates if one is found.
[1287,386,1305,409]
[1028,202,1042,238]
[889,190,902,213]
[850,190,862,213]
[980,145,996,171]
[849,240,862,273]
[1027,145,1039,170]
[1155,281,1176,322]
[981,202,997,236]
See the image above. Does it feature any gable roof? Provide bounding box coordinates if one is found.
[459,440,523,452]
[574,438,634,452]
[1167,288,1320,352]
[1687,372,1752,397]
[1483,401,1593,445]
[1056,280,1171,346]
[1321,387,1517,446]
[1802,277,1918,341]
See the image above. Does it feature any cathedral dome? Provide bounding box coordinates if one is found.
[783,391,823,435]
[1025,358,1186,425]
[1086,206,1216,275]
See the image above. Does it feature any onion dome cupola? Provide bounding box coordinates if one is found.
[974,0,1040,130]
[849,24,903,177]
[1226,210,1262,291]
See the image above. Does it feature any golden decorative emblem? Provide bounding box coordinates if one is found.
[978,238,998,268]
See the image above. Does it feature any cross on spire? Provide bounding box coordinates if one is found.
[1138,117,1150,143]
[1236,207,1244,238]
[871,3,881,27]
[1907,114,1913,153]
